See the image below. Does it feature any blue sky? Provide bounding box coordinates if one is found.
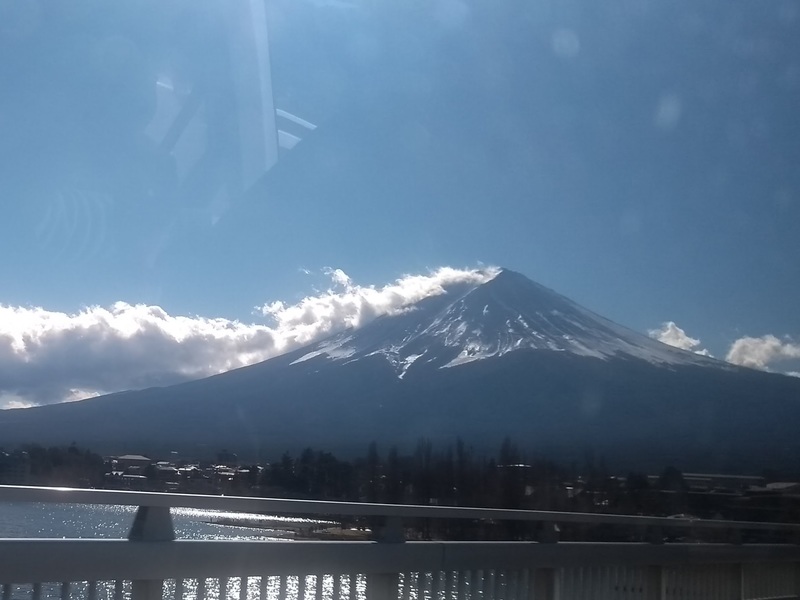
[1,0,799,406]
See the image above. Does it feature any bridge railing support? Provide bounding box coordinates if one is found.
[3,485,800,600]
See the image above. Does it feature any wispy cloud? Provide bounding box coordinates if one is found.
[258,266,498,347]
[0,267,497,408]
[648,321,712,356]
[725,335,800,370]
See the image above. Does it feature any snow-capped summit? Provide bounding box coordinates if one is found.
[288,268,723,377]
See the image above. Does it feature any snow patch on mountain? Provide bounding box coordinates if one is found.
[290,336,356,364]
[285,268,726,377]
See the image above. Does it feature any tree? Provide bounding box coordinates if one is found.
[365,442,381,502]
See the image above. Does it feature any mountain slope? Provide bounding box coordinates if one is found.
[286,269,723,376]
[0,269,797,471]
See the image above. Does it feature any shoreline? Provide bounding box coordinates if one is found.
[205,516,372,540]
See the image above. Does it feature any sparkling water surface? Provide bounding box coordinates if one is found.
[0,501,376,600]
[0,501,315,540]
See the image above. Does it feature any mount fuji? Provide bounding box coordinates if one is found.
[287,268,721,374]
[1,269,798,470]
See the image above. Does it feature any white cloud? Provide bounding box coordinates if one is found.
[258,266,498,347]
[322,267,353,290]
[725,335,800,370]
[650,323,800,375]
[0,266,497,408]
[648,321,712,356]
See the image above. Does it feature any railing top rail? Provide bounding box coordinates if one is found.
[1,484,798,533]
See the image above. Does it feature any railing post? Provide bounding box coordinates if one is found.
[131,580,164,600]
[128,506,175,542]
[532,569,559,600]
[366,516,403,600]
[129,505,174,600]
[366,573,399,600]
[538,523,559,544]
[373,516,405,543]
[646,527,664,545]
[736,563,745,600]
[366,517,403,600]
[644,566,665,600]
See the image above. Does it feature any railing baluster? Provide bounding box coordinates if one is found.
[1,584,11,600]
[507,571,518,600]
[433,572,443,600]
[352,574,360,600]
[682,566,689,599]
[298,575,307,600]
[114,579,124,600]
[412,573,421,600]
[580,568,586,600]
[132,579,164,600]
[419,573,430,600]
[471,571,482,600]
[519,570,530,600]
[277,576,287,600]
[61,581,71,600]
[597,567,607,600]
[695,566,703,600]
[174,578,184,600]
[332,575,342,600]
[592,566,600,600]
[531,569,557,600]
[590,567,599,600]
[87,581,98,600]
[487,570,497,600]
[709,569,715,600]
[444,572,454,600]
[457,571,468,600]
[367,573,399,600]
[198,578,207,600]
[32,583,42,600]
[220,577,229,600]
[314,575,324,600]
[400,573,410,600]
[700,565,707,599]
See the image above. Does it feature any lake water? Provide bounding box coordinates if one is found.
[0,502,370,600]
[0,501,298,540]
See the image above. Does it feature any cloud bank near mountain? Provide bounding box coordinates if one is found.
[725,335,800,370]
[651,321,800,375]
[2,266,796,409]
[0,267,497,407]
[648,322,712,357]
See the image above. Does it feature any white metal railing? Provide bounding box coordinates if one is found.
[1,485,799,600]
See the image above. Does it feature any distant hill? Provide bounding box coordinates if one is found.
[1,268,798,471]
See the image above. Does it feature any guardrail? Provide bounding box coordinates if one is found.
[1,485,799,600]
